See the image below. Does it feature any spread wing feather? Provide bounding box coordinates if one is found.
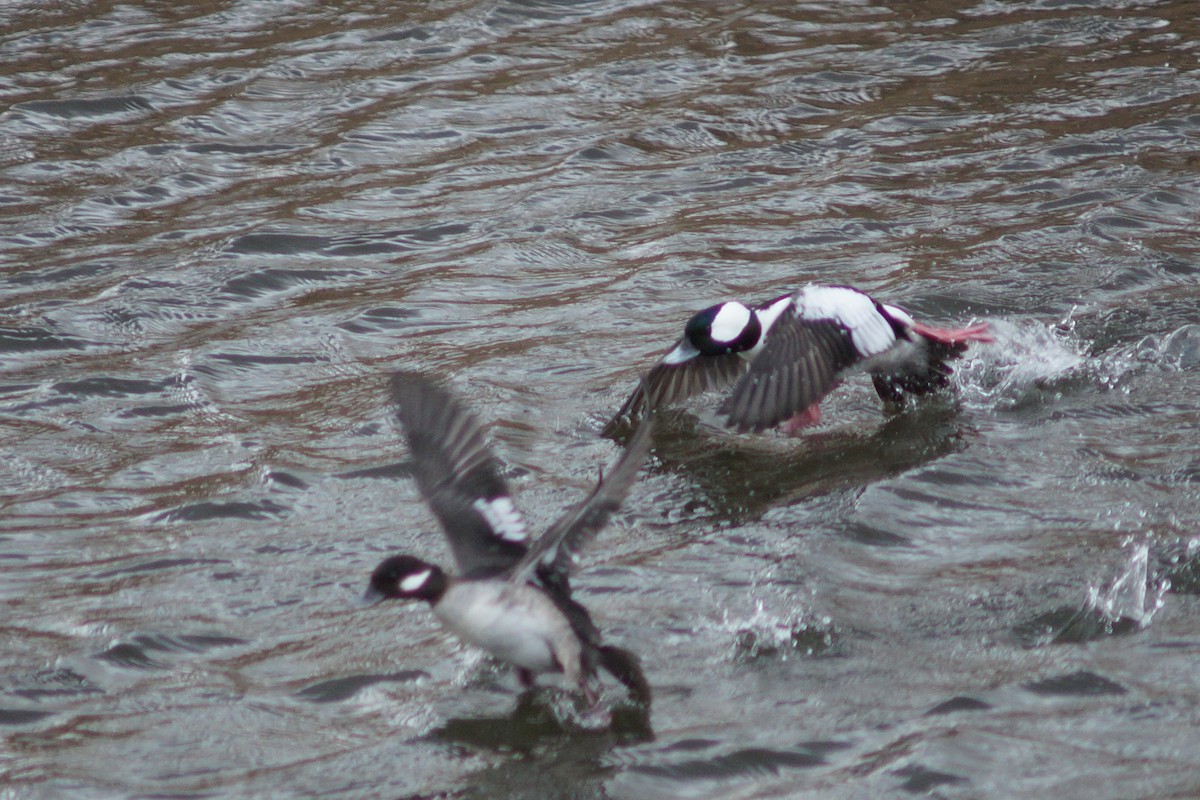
[721,318,860,432]
[513,410,654,588]
[605,341,746,433]
[389,373,529,578]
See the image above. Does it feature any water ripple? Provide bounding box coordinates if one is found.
[3,0,1199,797]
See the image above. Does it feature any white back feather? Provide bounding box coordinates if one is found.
[796,286,896,356]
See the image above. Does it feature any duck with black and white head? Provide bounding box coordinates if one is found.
[363,372,654,719]
[608,284,992,435]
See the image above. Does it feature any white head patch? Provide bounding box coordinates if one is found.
[796,286,897,357]
[709,302,752,344]
[400,568,433,593]
[473,496,528,543]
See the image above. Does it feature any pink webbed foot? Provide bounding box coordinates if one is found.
[782,403,822,436]
[909,320,994,346]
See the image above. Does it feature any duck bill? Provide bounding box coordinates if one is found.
[357,584,386,608]
[662,340,700,365]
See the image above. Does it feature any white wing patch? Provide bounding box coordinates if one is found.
[400,568,433,593]
[709,302,752,343]
[796,286,897,357]
[473,496,529,543]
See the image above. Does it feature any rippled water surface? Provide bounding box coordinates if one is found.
[3,1,1200,797]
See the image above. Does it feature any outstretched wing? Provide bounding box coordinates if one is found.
[604,340,747,433]
[389,372,529,577]
[512,411,654,588]
[720,315,863,433]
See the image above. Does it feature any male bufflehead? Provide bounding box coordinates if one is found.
[364,373,653,708]
[608,285,992,435]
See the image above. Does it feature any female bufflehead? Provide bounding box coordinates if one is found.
[364,373,653,708]
[608,285,992,435]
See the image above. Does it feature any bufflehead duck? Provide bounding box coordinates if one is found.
[364,373,653,708]
[607,285,992,435]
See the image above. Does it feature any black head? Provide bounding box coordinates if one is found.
[684,301,762,356]
[363,555,446,605]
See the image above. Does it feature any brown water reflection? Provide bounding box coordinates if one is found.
[3,1,1200,798]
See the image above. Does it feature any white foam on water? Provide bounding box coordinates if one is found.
[1088,540,1168,630]
[953,318,1091,410]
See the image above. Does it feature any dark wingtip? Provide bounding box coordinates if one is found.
[388,369,430,393]
[621,393,656,459]
[598,645,652,707]
[602,376,653,441]
[725,416,775,434]
[600,407,636,439]
[721,391,786,434]
[388,370,447,412]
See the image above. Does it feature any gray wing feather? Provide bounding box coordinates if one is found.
[604,341,747,432]
[389,372,529,577]
[721,318,858,432]
[512,411,654,586]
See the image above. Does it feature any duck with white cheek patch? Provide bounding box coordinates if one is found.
[363,373,654,713]
[606,284,993,436]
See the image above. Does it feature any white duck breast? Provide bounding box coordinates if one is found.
[434,580,579,676]
[752,295,795,341]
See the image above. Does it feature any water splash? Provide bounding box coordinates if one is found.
[1014,541,1167,647]
[1093,541,1167,628]
[720,598,838,662]
[1131,323,1200,372]
[1157,536,1200,595]
[954,318,1089,412]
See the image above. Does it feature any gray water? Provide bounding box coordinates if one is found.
[3,1,1200,797]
